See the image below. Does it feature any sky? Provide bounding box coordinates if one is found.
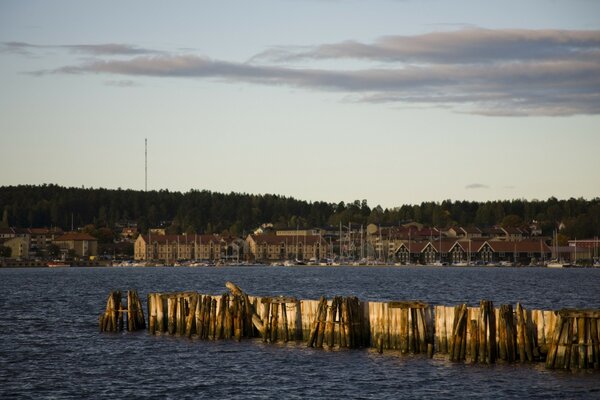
[1,0,599,208]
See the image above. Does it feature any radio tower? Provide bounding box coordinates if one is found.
[145,138,148,192]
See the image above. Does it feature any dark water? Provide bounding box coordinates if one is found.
[1,266,599,399]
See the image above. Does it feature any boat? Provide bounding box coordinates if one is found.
[452,261,469,267]
[546,259,571,268]
[546,231,571,268]
[48,261,70,268]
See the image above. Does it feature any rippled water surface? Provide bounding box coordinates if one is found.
[1,266,599,399]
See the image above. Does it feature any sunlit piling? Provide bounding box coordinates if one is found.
[100,282,599,371]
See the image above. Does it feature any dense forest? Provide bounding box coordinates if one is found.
[1,185,599,241]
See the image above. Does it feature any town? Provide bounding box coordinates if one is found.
[1,221,599,268]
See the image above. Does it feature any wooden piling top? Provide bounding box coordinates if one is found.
[388,301,428,309]
[557,309,600,318]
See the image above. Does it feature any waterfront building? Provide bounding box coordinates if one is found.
[53,232,98,258]
[134,234,244,262]
[1,236,29,259]
[246,234,329,262]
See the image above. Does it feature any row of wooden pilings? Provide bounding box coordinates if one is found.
[99,290,145,333]
[99,282,599,371]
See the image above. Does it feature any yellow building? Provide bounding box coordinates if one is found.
[2,237,30,259]
[53,233,98,258]
[246,234,329,261]
[134,234,243,262]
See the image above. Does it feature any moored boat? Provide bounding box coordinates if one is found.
[48,261,70,268]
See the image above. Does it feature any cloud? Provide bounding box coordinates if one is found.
[23,28,600,116]
[2,41,160,56]
[465,183,489,189]
[104,79,139,87]
[253,28,600,64]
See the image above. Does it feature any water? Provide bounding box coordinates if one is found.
[1,266,599,399]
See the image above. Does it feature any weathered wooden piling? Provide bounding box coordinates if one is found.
[99,290,146,333]
[546,309,600,370]
[101,283,599,371]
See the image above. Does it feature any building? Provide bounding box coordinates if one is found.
[120,227,138,242]
[246,234,329,262]
[134,234,244,262]
[392,238,551,265]
[0,227,16,240]
[53,232,98,258]
[1,237,30,259]
[29,227,64,254]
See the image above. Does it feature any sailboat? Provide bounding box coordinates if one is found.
[547,230,570,268]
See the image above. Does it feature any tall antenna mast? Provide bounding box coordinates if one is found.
[145,138,148,192]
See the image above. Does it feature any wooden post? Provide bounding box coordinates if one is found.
[270,298,279,343]
[156,294,165,333]
[307,297,323,347]
[590,317,599,369]
[209,297,217,340]
[337,299,345,348]
[440,306,448,354]
[342,298,352,349]
[148,293,156,334]
[178,296,186,336]
[216,294,226,339]
[517,303,526,362]
[167,296,176,335]
[224,295,233,339]
[578,317,586,369]
[498,305,507,361]
[417,308,427,354]
[185,293,198,338]
[234,296,242,342]
[261,299,270,342]
[470,319,478,363]
[316,299,327,348]
[281,303,289,343]
[546,315,564,369]
[326,297,337,348]
[203,295,212,339]
[488,302,496,363]
[196,295,205,338]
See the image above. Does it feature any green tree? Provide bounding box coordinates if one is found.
[0,246,11,258]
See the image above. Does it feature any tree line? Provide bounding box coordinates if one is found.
[1,184,599,241]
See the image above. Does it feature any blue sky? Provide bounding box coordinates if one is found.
[1,0,599,208]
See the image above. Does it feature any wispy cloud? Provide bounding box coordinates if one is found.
[2,41,161,56]
[20,28,600,116]
[104,79,140,87]
[465,183,489,189]
[252,28,600,64]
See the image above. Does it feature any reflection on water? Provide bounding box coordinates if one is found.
[0,266,599,399]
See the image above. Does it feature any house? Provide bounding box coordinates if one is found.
[276,228,322,237]
[1,236,29,259]
[53,232,98,258]
[29,227,64,253]
[500,227,524,242]
[0,227,16,240]
[476,240,551,264]
[460,227,483,239]
[120,227,138,242]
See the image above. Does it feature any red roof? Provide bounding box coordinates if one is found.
[141,234,225,245]
[55,232,97,242]
[249,234,326,246]
[484,240,550,253]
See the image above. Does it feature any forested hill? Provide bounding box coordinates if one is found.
[0,184,599,239]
